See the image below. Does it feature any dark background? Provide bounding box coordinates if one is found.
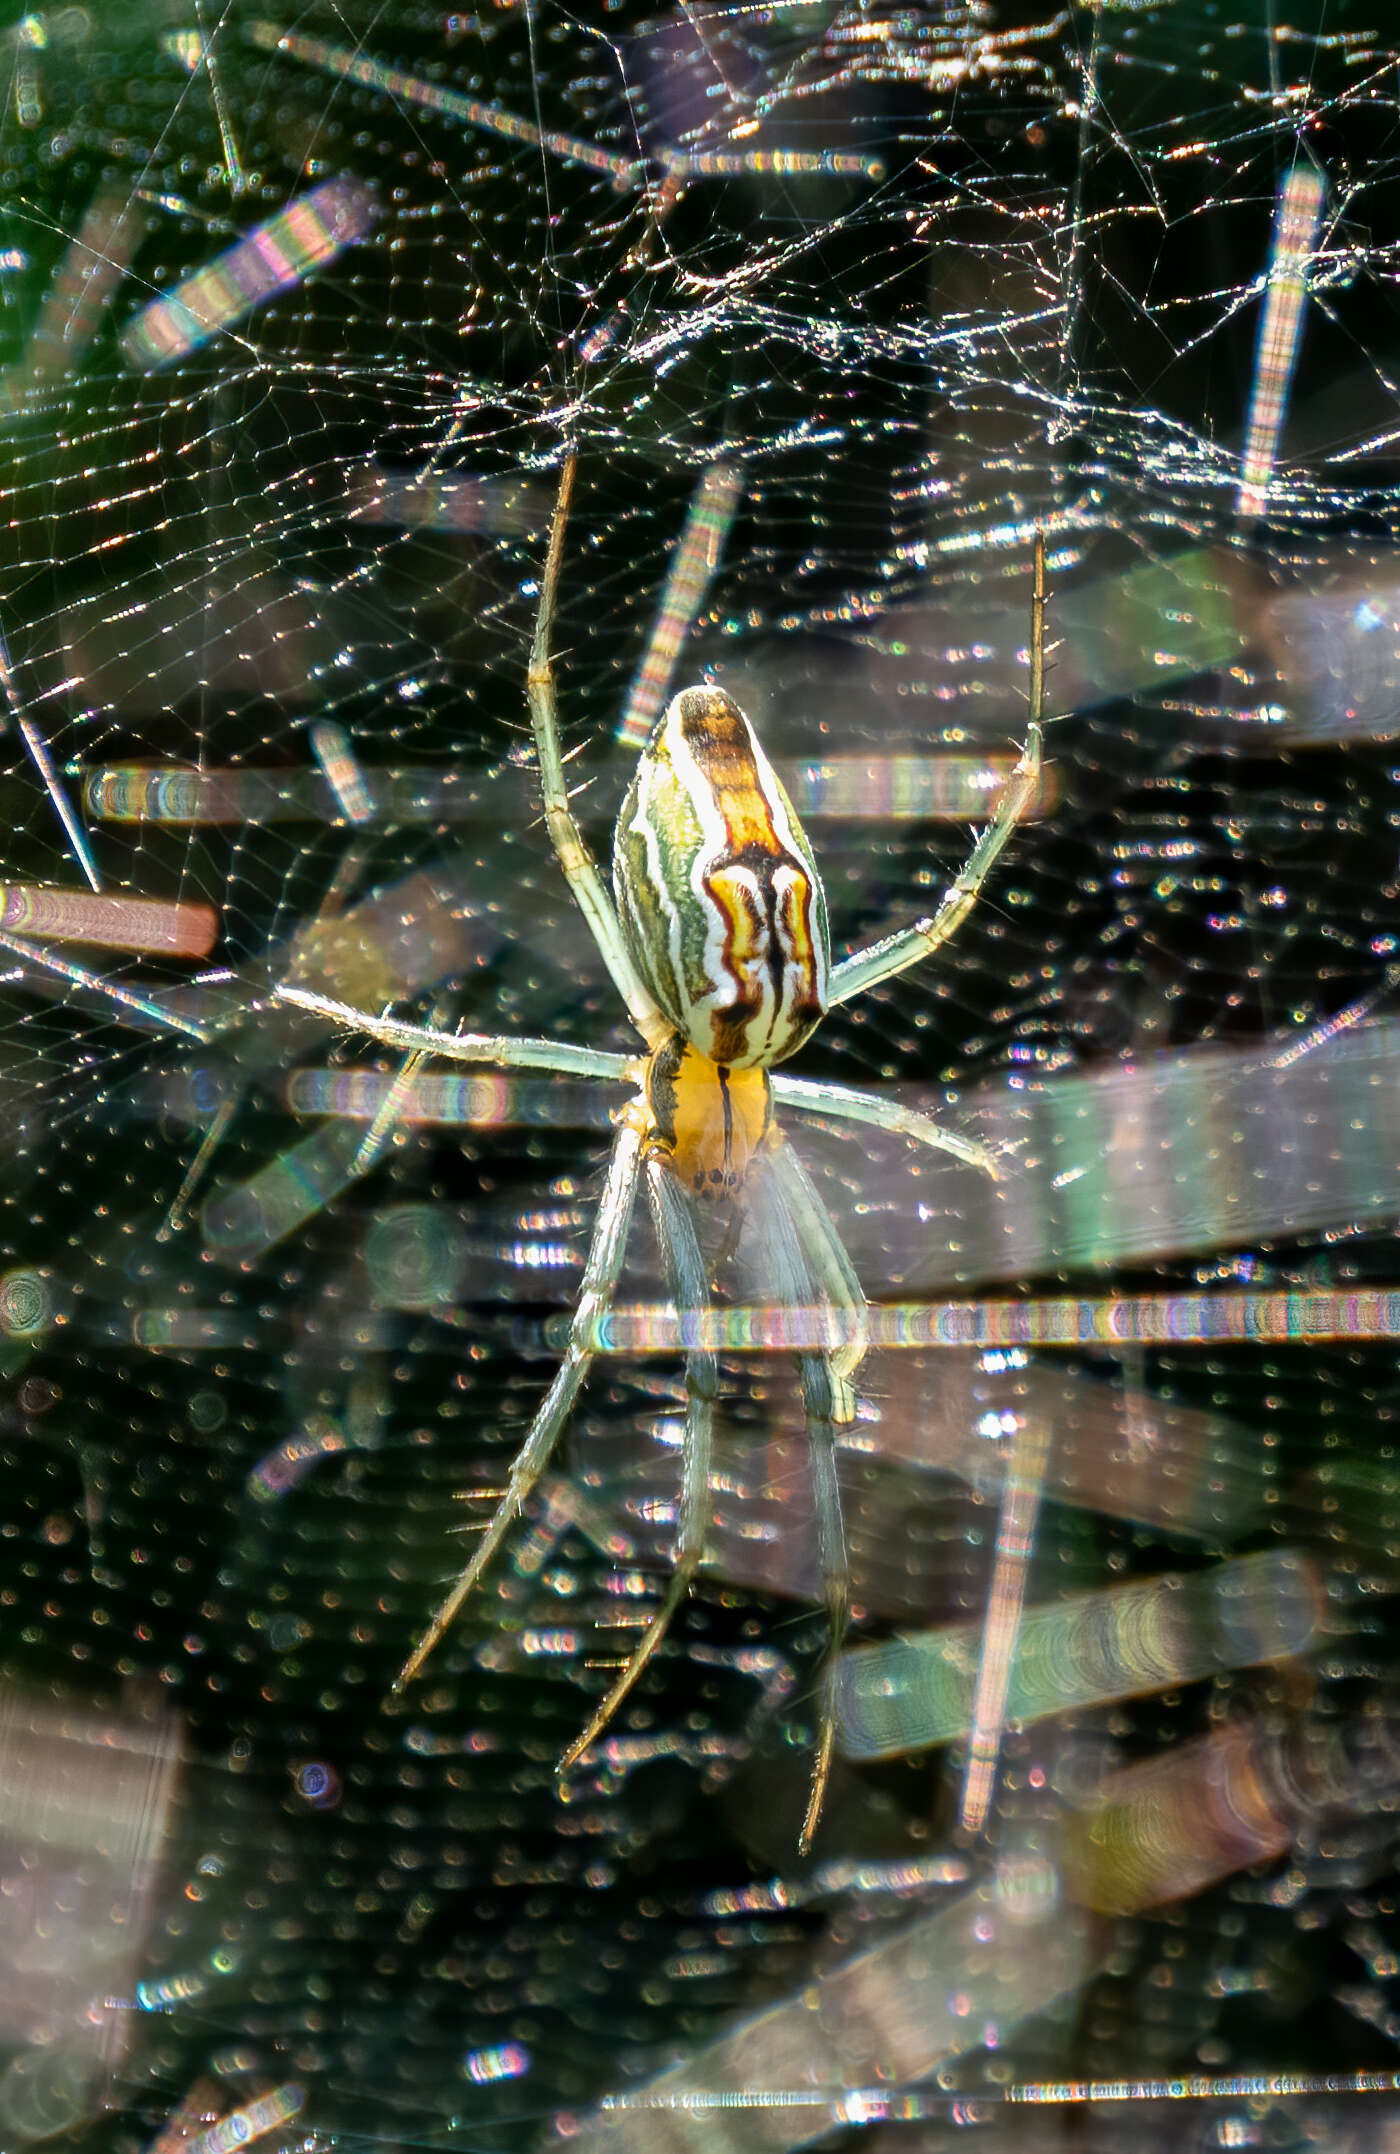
[0,1,1398,2146]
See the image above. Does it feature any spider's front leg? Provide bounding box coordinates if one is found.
[527,456,671,1053]
[826,534,1047,1010]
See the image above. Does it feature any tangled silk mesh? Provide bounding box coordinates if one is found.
[1,1,1400,2147]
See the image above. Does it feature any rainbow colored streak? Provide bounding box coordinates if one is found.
[0,188,144,398]
[1005,2074,1400,2104]
[784,752,1058,820]
[287,1066,613,1132]
[0,928,216,1040]
[665,149,885,181]
[838,1548,1321,1761]
[580,1883,1091,2149]
[118,176,377,369]
[1061,1718,1300,1915]
[576,1287,1400,1353]
[345,464,549,535]
[247,1416,348,1501]
[1237,163,1326,521]
[84,755,1052,825]
[183,2084,304,2154]
[618,463,744,747]
[247,23,644,189]
[308,720,374,824]
[201,1124,368,1261]
[0,884,215,956]
[958,1412,1050,1831]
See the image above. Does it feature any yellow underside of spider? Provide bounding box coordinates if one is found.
[643,1035,774,1198]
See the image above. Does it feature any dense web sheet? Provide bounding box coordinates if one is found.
[3,0,1400,2147]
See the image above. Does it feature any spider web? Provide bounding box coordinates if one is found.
[0,0,1399,2147]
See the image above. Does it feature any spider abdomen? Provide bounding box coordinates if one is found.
[614,686,830,1070]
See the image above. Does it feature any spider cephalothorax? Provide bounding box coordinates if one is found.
[276,454,1043,1850]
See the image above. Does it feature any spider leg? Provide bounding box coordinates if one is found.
[527,457,671,1052]
[771,1072,999,1179]
[761,1135,869,1427]
[826,535,1046,1010]
[558,1148,716,1771]
[395,1114,645,1689]
[743,1152,851,1855]
[275,982,636,1084]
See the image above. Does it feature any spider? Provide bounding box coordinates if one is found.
[277,457,1043,1851]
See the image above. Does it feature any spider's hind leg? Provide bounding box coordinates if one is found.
[395,1113,645,1689]
[745,1146,860,1855]
[558,1147,717,1773]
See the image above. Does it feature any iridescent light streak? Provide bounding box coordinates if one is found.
[664,148,884,181]
[6,188,145,390]
[1060,1719,1299,1915]
[86,754,1054,824]
[164,1091,240,1234]
[1004,2073,1400,2103]
[202,1123,368,1261]
[246,23,644,188]
[12,17,41,129]
[1237,163,1326,521]
[465,2043,530,2085]
[183,2084,304,2154]
[345,464,549,536]
[351,1045,430,1174]
[618,462,744,747]
[958,1412,1051,1833]
[578,1882,1092,2153]
[309,719,374,824]
[0,928,216,1040]
[193,0,246,193]
[161,30,209,70]
[573,1288,1400,1353]
[131,1309,250,1348]
[701,1854,970,1917]
[287,1064,612,1132]
[247,1415,347,1500]
[838,1548,1321,1762]
[1268,970,1396,1067]
[118,176,377,369]
[784,752,1057,821]
[0,883,216,956]
[0,625,101,888]
[832,2071,1400,2112]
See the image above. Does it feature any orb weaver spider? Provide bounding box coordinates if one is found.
[277,457,1043,1851]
